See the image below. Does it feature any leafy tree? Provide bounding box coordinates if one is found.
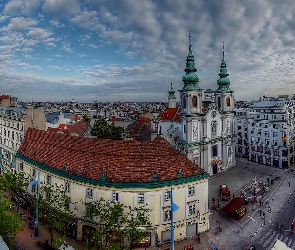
[82,198,151,250]
[83,115,91,123]
[0,172,76,249]
[0,190,23,249]
[0,172,30,213]
[90,118,124,140]
[35,182,77,248]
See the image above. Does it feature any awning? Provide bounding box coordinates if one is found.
[221,197,246,216]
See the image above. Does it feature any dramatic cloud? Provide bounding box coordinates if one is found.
[43,0,80,17]
[0,0,295,102]
[26,28,52,39]
[7,17,37,31]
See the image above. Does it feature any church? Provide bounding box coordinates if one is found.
[159,39,236,175]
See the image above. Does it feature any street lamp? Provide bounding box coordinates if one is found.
[30,168,40,237]
[170,187,179,250]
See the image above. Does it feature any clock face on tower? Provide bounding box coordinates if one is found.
[211,111,216,118]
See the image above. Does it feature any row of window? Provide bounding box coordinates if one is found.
[182,96,231,109]
[164,204,197,221]
[0,138,21,151]
[0,129,23,142]
[0,119,23,130]
[164,186,195,201]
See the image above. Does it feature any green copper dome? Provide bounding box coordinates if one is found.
[216,49,232,92]
[182,43,200,91]
[168,83,176,99]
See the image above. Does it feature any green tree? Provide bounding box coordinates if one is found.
[0,190,23,249]
[0,172,30,213]
[83,198,151,250]
[83,115,91,123]
[90,118,124,140]
[35,182,77,248]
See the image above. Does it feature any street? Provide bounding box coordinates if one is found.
[208,158,295,250]
[254,185,295,249]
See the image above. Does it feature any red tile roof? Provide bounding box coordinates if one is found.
[47,121,89,137]
[160,108,180,122]
[18,128,205,183]
[126,116,152,140]
[0,95,10,104]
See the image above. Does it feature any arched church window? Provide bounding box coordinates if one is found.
[182,96,186,109]
[192,96,198,107]
[211,121,217,137]
[217,97,221,108]
[226,97,231,106]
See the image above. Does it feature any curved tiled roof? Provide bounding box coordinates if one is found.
[18,128,205,183]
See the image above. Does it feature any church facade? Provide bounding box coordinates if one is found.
[165,41,236,175]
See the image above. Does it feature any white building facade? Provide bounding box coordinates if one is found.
[234,97,295,168]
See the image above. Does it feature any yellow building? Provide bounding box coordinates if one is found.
[16,128,210,247]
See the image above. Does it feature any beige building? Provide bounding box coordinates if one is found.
[0,103,46,173]
[16,128,210,247]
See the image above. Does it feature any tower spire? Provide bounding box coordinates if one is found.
[181,32,200,90]
[222,41,225,61]
[216,42,232,92]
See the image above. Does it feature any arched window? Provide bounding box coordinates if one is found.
[192,96,198,107]
[182,96,186,108]
[226,97,231,106]
[217,97,221,107]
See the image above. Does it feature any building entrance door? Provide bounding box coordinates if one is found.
[213,164,218,174]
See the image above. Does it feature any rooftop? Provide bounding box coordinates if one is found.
[17,128,207,185]
[160,108,181,122]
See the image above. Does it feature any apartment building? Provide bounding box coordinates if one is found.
[234,97,295,168]
[0,104,46,173]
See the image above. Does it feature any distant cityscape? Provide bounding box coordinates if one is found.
[1,42,295,250]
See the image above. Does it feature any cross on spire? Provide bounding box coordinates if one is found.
[171,82,173,89]
[189,31,191,45]
[222,41,225,61]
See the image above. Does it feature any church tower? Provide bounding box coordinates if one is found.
[215,43,236,169]
[168,83,176,108]
[179,33,203,152]
[215,43,234,112]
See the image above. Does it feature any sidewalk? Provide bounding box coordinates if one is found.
[135,232,225,250]
[14,206,85,250]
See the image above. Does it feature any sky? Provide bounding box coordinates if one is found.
[0,0,295,103]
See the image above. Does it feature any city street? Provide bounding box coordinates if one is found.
[208,158,295,250]
[254,185,295,249]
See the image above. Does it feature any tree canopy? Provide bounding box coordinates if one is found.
[33,180,77,247]
[90,118,124,140]
[83,198,152,250]
[0,176,24,249]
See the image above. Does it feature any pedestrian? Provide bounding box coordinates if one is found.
[184,246,186,250]
[261,201,264,206]
[260,210,262,216]
[288,181,291,186]
[291,224,294,232]
[280,224,283,231]
[156,239,160,247]
[259,200,262,206]
[232,194,235,199]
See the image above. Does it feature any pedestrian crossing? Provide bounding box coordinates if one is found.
[257,228,295,249]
